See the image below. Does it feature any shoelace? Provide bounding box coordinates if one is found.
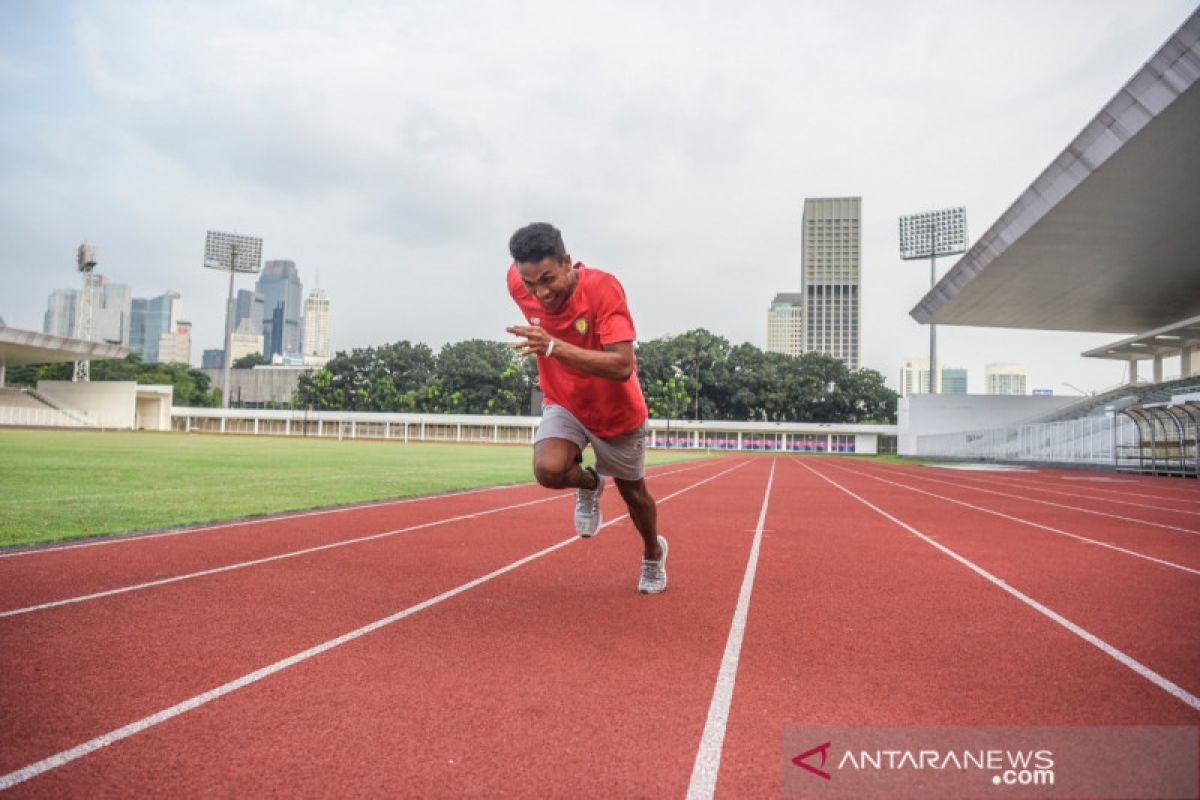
[641,560,661,580]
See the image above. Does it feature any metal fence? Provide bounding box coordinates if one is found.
[169,407,897,454]
[914,414,1136,466]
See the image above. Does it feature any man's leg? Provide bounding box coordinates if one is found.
[532,437,598,491]
[614,477,662,560]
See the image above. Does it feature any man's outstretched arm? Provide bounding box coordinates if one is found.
[506,324,634,382]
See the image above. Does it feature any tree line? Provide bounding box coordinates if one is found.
[294,329,897,423]
[8,329,898,423]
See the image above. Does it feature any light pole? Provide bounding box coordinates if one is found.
[204,231,263,408]
[73,242,99,382]
[899,207,968,394]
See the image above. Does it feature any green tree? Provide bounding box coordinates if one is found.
[436,340,529,415]
[232,352,270,368]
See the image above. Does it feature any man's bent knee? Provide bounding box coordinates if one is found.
[533,459,575,489]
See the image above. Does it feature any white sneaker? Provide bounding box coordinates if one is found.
[638,535,669,594]
[574,466,604,538]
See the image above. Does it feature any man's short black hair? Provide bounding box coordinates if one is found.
[509,222,566,263]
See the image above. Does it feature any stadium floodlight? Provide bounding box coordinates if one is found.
[899,207,968,394]
[73,242,99,383]
[204,231,263,409]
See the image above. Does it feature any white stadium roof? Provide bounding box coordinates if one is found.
[910,10,1200,335]
[0,325,131,369]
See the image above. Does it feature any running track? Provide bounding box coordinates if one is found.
[1,456,1197,797]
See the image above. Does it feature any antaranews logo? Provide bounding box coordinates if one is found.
[792,741,832,780]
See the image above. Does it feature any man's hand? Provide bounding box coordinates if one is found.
[506,324,635,382]
[506,324,553,357]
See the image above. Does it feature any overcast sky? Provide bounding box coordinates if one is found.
[2,0,1195,394]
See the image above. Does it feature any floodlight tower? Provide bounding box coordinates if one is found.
[73,242,99,382]
[899,207,968,394]
[204,230,263,408]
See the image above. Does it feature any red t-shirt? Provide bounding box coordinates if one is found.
[507,263,648,438]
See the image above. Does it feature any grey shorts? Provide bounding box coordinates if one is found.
[534,404,648,481]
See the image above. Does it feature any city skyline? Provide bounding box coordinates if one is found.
[2,2,1196,394]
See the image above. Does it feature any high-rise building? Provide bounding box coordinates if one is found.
[256,260,303,358]
[233,289,265,333]
[303,288,330,359]
[766,293,804,357]
[129,298,149,359]
[201,349,224,369]
[801,197,861,370]
[44,289,78,337]
[43,276,131,344]
[901,358,968,396]
[157,320,192,365]
[900,358,931,397]
[986,363,1027,395]
[941,368,968,394]
[130,291,182,363]
[92,277,132,345]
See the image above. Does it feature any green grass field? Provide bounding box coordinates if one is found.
[0,430,713,548]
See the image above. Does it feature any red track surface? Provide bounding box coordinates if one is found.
[1,456,1197,797]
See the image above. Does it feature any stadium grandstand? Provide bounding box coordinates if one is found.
[901,9,1200,476]
[0,324,171,429]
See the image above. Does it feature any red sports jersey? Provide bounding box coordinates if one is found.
[507,263,648,438]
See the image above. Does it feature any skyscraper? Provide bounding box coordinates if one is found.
[233,289,265,334]
[766,293,803,357]
[44,289,77,337]
[900,358,931,397]
[900,359,968,396]
[129,291,182,363]
[43,276,131,344]
[986,363,1028,395]
[256,260,303,358]
[157,320,192,365]
[801,197,861,370]
[303,288,330,359]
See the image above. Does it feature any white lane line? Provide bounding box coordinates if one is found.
[927,470,1200,517]
[0,459,715,560]
[0,459,753,792]
[923,469,1200,507]
[796,461,1200,712]
[824,463,1200,577]
[0,460,718,618]
[850,463,1200,536]
[686,459,776,800]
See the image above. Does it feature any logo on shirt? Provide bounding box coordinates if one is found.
[574,317,589,335]
[531,317,541,326]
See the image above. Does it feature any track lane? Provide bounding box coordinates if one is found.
[837,459,1200,569]
[815,458,1200,699]
[2,457,767,796]
[712,457,1200,799]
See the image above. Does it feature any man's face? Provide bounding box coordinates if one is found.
[516,255,576,312]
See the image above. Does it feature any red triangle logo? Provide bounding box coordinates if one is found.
[792,741,832,780]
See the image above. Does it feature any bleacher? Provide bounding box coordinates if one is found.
[0,387,96,428]
[1029,376,1200,424]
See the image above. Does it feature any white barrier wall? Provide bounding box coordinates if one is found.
[897,394,1078,456]
[37,381,139,428]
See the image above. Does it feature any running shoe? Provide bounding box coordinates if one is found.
[638,535,669,594]
[575,466,604,538]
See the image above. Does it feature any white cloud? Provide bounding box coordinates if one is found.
[0,0,1194,394]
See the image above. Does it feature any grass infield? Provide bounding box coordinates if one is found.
[0,429,714,548]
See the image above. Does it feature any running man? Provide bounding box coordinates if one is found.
[505,222,668,594]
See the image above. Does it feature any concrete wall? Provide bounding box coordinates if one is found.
[37,380,138,428]
[134,386,173,430]
[200,366,311,406]
[897,394,1078,455]
[854,434,879,455]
